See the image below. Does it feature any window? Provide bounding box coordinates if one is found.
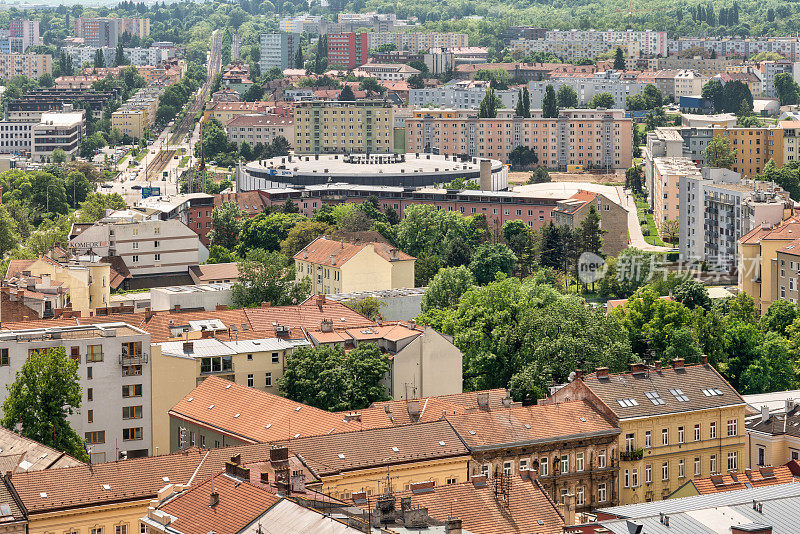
[710,454,718,474]
[645,391,665,405]
[618,398,639,407]
[669,388,689,402]
[87,388,93,401]
[727,419,738,436]
[519,459,529,472]
[88,409,93,423]
[446,477,457,485]
[662,462,669,481]
[694,424,701,441]
[122,384,142,398]
[662,428,669,446]
[91,529,103,534]
[540,457,549,476]
[694,457,701,476]
[710,421,717,439]
[598,483,607,502]
[85,431,105,444]
[560,489,568,504]
[272,352,279,363]
[727,451,738,471]
[200,356,233,374]
[265,372,272,387]
[70,346,80,361]
[123,427,143,441]
[678,459,685,478]
[122,406,142,419]
[154,253,161,262]
[481,464,489,477]
[132,255,139,263]
[87,367,92,380]
[576,486,585,505]
[678,426,685,444]
[247,374,254,387]
[576,452,584,472]
[645,430,652,448]
[757,447,765,466]
[631,468,639,487]
[0,348,8,366]
[122,365,142,377]
[86,344,103,362]
[598,449,606,468]
[645,464,652,483]
[503,461,513,475]
[116,526,128,534]
[560,454,569,473]
[153,240,160,248]
[625,433,635,451]
[247,354,253,361]
[623,469,629,488]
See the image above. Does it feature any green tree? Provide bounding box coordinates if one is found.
[1,347,87,461]
[421,265,475,312]
[760,299,799,336]
[231,248,310,308]
[702,79,725,112]
[65,171,91,207]
[344,296,385,320]
[237,212,306,255]
[359,77,385,95]
[0,205,20,256]
[468,243,517,285]
[93,48,105,68]
[774,72,800,105]
[528,167,551,184]
[209,200,244,250]
[51,148,67,165]
[294,45,304,69]
[739,332,798,394]
[613,46,626,70]
[542,84,558,118]
[578,205,604,257]
[279,343,390,411]
[672,279,712,310]
[338,85,356,101]
[704,136,737,169]
[625,165,644,193]
[556,85,578,108]
[478,87,501,118]
[114,43,127,66]
[279,219,332,257]
[508,146,538,169]
[589,92,615,109]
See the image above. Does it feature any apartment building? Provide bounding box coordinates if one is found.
[644,128,685,209]
[656,56,744,78]
[65,46,172,68]
[511,38,633,62]
[529,70,647,109]
[410,79,519,109]
[111,86,163,139]
[673,70,706,98]
[259,32,300,72]
[739,218,800,314]
[279,14,322,34]
[327,32,368,69]
[68,210,207,278]
[366,32,468,53]
[405,108,633,169]
[713,126,782,178]
[653,157,699,226]
[0,322,151,463]
[545,29,668,57]
[547,360,747,505]
[74,17,149,47]
[294,237,415,294]
[746,400,800,467]
[31,110,85,162]
[9,20,39,52]
[351,63,420,81]
[6,88,118,122]
[760,60,800,98]
[0,53,51,79]
[203,100,272,125]
[225,114,294,148]
[293,100,395,154]
[552,190,629,256]
[669,37,800,61]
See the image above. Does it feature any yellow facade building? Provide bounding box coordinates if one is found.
[293,100,395,154]
[746,401,800,468]
[547,359,747,505]
[294,237,415,294]
[713,126,783,178]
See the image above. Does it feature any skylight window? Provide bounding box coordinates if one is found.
[234,413,240,418]
[702,388,724,396]
[392,447,399,452]
[645,391,666,405]
[669,388,689,402]
[187,397,193,402]
[208,404,215,409]
[338,454,346,459]
[579,417,587,422]
[294,433,300,438]
[295,406,302,411]
[439,441,446,446]
[40,493,47,498]
[617,398,639,407]
[102,484,111,490]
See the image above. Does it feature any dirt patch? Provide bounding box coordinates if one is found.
[508,169,626,185]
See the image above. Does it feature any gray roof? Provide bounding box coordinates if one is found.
[159,337,298,358]
[581,364,745,420]
[598,482,800,534]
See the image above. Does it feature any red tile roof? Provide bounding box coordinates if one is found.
[244,295,373,334]
[295,237,414,267]
[687,465,798,495]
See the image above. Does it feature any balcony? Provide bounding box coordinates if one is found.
[620,449,644,461]
[119,352,148,365]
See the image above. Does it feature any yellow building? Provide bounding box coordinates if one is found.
[547,359,747,505]
[746,401,800,468]
[4,256,111,315]
[294,237,415,294]
[111,87,162,139]
[293,100,395,154]
[780,121,800,165]
[713,126,783,178]
[738,217,800,314]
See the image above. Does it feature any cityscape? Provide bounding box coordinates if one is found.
[0,1,800,533]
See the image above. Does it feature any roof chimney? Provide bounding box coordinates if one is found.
[596,367,610,378]
[702,354,709,365]
[477,392,490,410]
[407,400,420,418]
[210,490,219,507]
[261,301,271,308]
[471,474,487,487]
[630,362,646,374]
[183,341,193,353]
[316,294,326,309]
[654,361,662,371]
[761,405,770,424]
[672,357,685,369]
[574,368,583,380]
[320,318,333,332]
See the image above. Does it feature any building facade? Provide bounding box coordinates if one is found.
[259,32,300,72]
[327,32,368,69]
[0,53,51,79]
[225,114,294,148]
[366,32,468,53]
[528,71,647,110]
[293,100,395,154]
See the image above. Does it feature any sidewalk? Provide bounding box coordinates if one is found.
[617,186,673,253]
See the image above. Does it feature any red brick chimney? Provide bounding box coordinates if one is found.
[672,358,685,369]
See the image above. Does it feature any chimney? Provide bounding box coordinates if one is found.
[672,357,685,369]
[344,412,361,422]
[630,362,646,374]
[183,341,193,353]
[761,405,770,423]
[210,491,219,507]
[787,399,797,414]
[316,294,326,309]
[290,470,306,493]
[446,519,463,534]
[407,400,420,418]
[470,474,487,487]
[407,319,416,329]
[230,454,242,465]
[560,492,575,526]
[477,392,490,410]
[702,354,709,365]
[654,361,662,371]
[201,330,214,339]
[216,304,228,311]
[269,446,289,464]
[320,318,333,332]
[574,368,583,380]
[596,367,609,378]
[145,307,154,321]
[173,304,181,311]
[260,301,271,308]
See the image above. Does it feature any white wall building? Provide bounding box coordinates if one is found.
[32,110,85,162]
[528,71,647,109]
[410,80,519,109]
[64,46,173,68]
[0,322,152,464]
[150,283,234,312]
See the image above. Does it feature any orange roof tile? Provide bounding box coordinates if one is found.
[690,465,798,494]
[295,237,414,267]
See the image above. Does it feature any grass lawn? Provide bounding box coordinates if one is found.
[180,155,190,167]
[635,197,669,247]
[135,148,149,162]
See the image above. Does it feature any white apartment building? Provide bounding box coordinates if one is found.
[528,71,647,109]
[259,32,299,72]
[669,38,800,61]
[0,122,32,154]
[65,46,172,68]
[409,80,519,109]
[32,110,85,162]
[366,32,468,53]
[761,61,800,98]
[0,322,152,464]
[225,114,294,147]
[279,14,322,34]
[511,38,631,62]
[68,210,208,277]
[544,29,668,57]
[673,70,706,98]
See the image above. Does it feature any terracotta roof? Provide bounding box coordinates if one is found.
[169,376,364,443]
[606,295,673,312]
[739,219,800,245]
[244,295,373,334]
[0,427,84,473]
[214,191,269,214]
[687,465,798,495]
[776,237,800,255]
[445,400,619,450]
[295,237,414,267]
[578,364,745,420]
[358,389,513,427]
[156,472,281,534]
[356,478,565,534]
[4,259,37,279]
[283,420,470,477]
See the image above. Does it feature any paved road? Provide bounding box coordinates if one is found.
[617,186,673,253]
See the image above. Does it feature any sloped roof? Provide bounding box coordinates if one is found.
[188,262,240,282]
[244,296,373,334]
[739,219,800,245]
[0,427,84,473]
[295,237,414,267]
[689,465,798,495]
[580,363,745,420]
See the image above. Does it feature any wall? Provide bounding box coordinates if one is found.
[27,499,152,534]
[391,327,462,400]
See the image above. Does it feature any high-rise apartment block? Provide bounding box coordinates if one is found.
[74,17,150,48]
[258,32,300,72]
[327,32,368,69]
[293,100,395,154]
[9,20,39,51]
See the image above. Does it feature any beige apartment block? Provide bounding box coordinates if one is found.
[652,157,701,226]
[294,237,415,294]
[0,53,51,79]
[293,100,395,154]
